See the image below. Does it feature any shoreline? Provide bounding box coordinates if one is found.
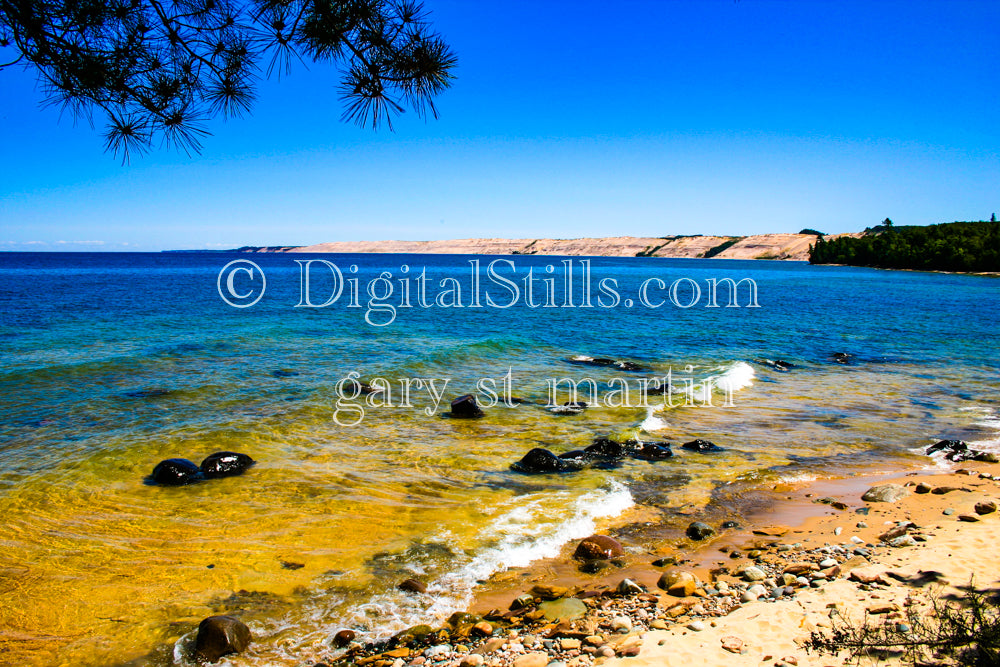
[323,455,1000,667]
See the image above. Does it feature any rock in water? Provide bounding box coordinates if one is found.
[658,570,699,597]
[686,521,715,540]
[681,439,723,453]
[537,598,587,621]
[194,615,252,663]
[200,451,255,479]
[332,629,356,648]
[926,439,967,455]
[573,535,625,560]
[861,484,910,503]
[449,394,484,418]
[633,442,673,461]
[150,458,202,485]
[511,448,571,473]
[398,578,428,594]
[585,438,630,459]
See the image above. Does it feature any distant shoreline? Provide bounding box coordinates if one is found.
[226,232,849,261]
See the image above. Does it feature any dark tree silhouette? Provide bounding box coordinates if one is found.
[0,0,457,162]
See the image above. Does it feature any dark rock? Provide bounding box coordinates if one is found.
[915,483,932,494]
[564,401,589,409]
[391,624,435,647]
[681,439,724,453]
[573,535,625,560]
[509,594,535,610]
[200,451,255,479]
[511,448,577,474]
[194,615,252,663]
[617,578,645,595]
[150,458,202,486]
[652,556,677,567]
[686,521,715,540]
[586,437,631,459]
[398,578,428,594]
[449,394,484,418]
[332,629,356,648]
[721,520,740,529]
[927,439,967,455]
[124,388,173,399]
[271,369,299,378]
[973,452,1000,463]
[578,559,612,574]
[613,360,647,372]
[633,442,673,461]
[280,561,304,570]
[831,352,852,364]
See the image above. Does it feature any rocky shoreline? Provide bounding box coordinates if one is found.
[266,457,1000,667]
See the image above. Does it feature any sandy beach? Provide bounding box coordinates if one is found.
[330,457,1000,667]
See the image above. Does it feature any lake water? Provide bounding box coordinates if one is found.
[1,252,997,665]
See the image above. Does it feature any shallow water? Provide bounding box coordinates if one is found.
[0,253,997,665]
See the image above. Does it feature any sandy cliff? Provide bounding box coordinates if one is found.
[247,232,852,260]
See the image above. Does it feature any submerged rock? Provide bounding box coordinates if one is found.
[449,394,484,418]
[398,578,428,594]
[332,629,356,648]
[632,441,674,461]
[681,439,724,453]
[194,615,251,663]
[150,458,202,486]
[831,352,853,364]
[537,597,587,621]
[200,451,255,479]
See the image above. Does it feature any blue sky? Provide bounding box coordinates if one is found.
[2,0,998,251]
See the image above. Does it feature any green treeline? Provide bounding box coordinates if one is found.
[809,220,1000,272]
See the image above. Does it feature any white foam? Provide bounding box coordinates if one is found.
[641,409,669,432]
[713,361,756,393]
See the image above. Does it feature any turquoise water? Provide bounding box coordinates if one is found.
[0,253,997,665]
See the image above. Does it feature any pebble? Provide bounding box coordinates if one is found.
[460,656,484,667]
[740,591,758,603]
[850,536,865,544]
[741,566,767,582]
[834,527,843,536]
[598,647,616,658]
[513,654,549,667]
[611,616,632,633]
[687,621,705,631]
[857,521,868,528]
[889,535,918,547]
[819,558,837,568]
[943,508,956,515]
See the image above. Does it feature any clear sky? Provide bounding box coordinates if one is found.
[2,0,998,251]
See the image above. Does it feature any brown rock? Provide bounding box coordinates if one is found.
[959,514,981,522]
[384,648,410,658]
[932,486,962,495]
[783,562,820,575]
[879,525,911,542]
[849,569,888,585]
[513,653,549,667]
[975,501,997,515]
[333,629,357,648]
[398,578,428,594]
[561,638,582,650]
[868,603,900,614]
[573,535,625,560]
[472,638,505,655]
[721,636,745,653]
[915,482,932,494]
[531,584,569,600]
[657,570,699,597]
[471,621,493,637]
[194,615,252,663]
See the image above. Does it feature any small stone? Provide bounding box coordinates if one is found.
[959,514,981,523]
[851,536,865,544]
[513,653,550,667]
[473,638,505,655]
[423,645,452,659]
[686,521,715,540]
[584,635,604,646]
[573,535,625,560]
[650,620,668,630]
[616,578,644,595]
[783,562,819,575]
[782,657,799,666]
[658,570,699,597]
[862,484,909,503]
[857,521,869,528]
[819,558,837,568]
[611,616,632,633]
[333,629,356,648]
[915,483,932,494]
[748,584,767,597]
[896,623,911,633]
[537,598,587,622]
[560,638,582,650]
[530,584,569,600]
[975,501,997,515]
[687,620,705,631]
[598,647,616,658]
[721,636,745,653]
[740,565,767,582]
[868,603,900,614]
[943,508,956,516]
[194,616,252,663]
[460,656,484,667]
[398,578,428,594]
[740,591,757,603]
[472,622,493,637]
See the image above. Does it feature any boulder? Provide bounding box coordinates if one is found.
[585,438,630,459]
[150,458,202,485]
[449,394,484,418]
[927,439,967,455]
[686,521,715,540]
[975,501,997,515]
[681,439,723,453]
[200,451,255,479]
[861,484,909,503]
[194,615,251,663]
[332,629,357,648]
[573,535,625,560]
